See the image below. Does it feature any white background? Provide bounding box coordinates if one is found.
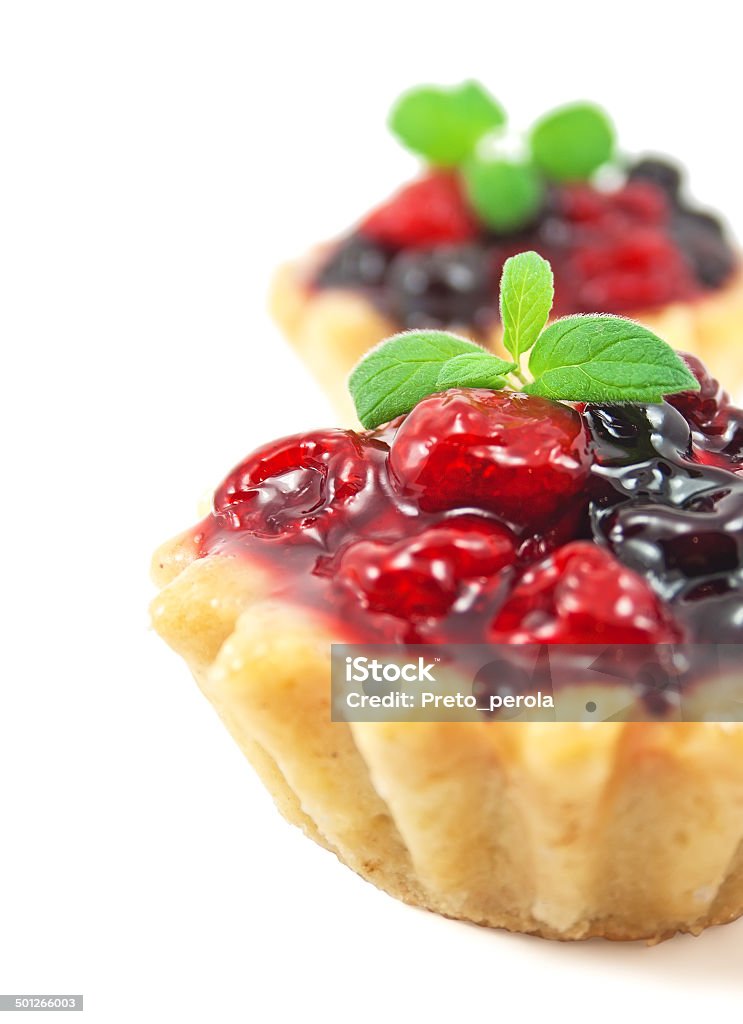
[1,2,742,1021]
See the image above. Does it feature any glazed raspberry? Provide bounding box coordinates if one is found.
[557,184,608,224]
[664,355,743,466]
[388,389,591,531]
[572,231,697,311]
[489,541,683,644]
[667,354,730,437]
[609,181,668,224]
[360,173,477,249]
[336,517,516,620]
[212,430,376,540]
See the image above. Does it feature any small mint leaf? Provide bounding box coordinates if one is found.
[461,156,543,232]
[389,81,505,167]
[499,251,554,362]
[435,351,515,390]
[525,315,700,402]
[349,330,485,428]
[530,102,614,182]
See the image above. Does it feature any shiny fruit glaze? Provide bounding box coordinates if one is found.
[314,158,736,330]
[195,359,743,653]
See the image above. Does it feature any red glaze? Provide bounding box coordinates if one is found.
[194,366,743,649]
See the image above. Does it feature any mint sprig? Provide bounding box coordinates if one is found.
[349,330,486,429]
[525,316,698,402]
[387,84,619,233]
[500,251,554,361]
[389,81,506,167]
[462,157,543,232]
[529,102,615,182]
[348,252,699,428]
[436,351,516,390]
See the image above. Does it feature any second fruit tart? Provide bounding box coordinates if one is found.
[271,82,743,418]
[155,254,743,941]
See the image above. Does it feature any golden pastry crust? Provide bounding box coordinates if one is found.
[151,535,743,942]
[270,256,743,420]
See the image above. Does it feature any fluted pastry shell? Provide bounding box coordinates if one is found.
[151,534,743,942]
[270,256,743,421]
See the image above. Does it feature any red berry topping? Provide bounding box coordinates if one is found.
[667,354,743,467]
[668,353,730,437]
[490,542,683,644]
[360,173,477,249]
[609,181,668,224]
[213,430,375,539]
[556,184,608,224]
[388,389,591,531]
[571,230,697,311]
[337,517,516,620]
[193,356,741,653]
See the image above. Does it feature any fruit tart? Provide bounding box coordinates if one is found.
[271,82,743,419]
[154,255,743,942]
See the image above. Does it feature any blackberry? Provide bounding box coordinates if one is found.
[386,245,493,327]
[671,210,736,288]
[628,157,682,199]
[597,485,743,601]
[585,403,733,509]
[678,580,743,644]
[314,234,392,290]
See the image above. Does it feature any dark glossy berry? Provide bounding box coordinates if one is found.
[315,235,391,289]
[386,245,493,327]
[585,402,736,510]
[670,211,736,287]
[360,173,477,249]
[586,392,743,606]
[597,484,743,601]
[389,389,591,531]
[490,541,683,644]
[678,579,743,643]
[337,517,516,620]
[628,157,682,199]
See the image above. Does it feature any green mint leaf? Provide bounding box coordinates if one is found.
[454,80,507,138]
[499,251,554,361]
[462,156,543,232]
[389,81,505,167]
[525,315,700,402]
[435,351,515,390]
[530,102,615,181]
[349,330,486,428]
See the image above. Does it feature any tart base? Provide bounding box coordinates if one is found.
[270,257,743,420]
[151,538,743,942]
